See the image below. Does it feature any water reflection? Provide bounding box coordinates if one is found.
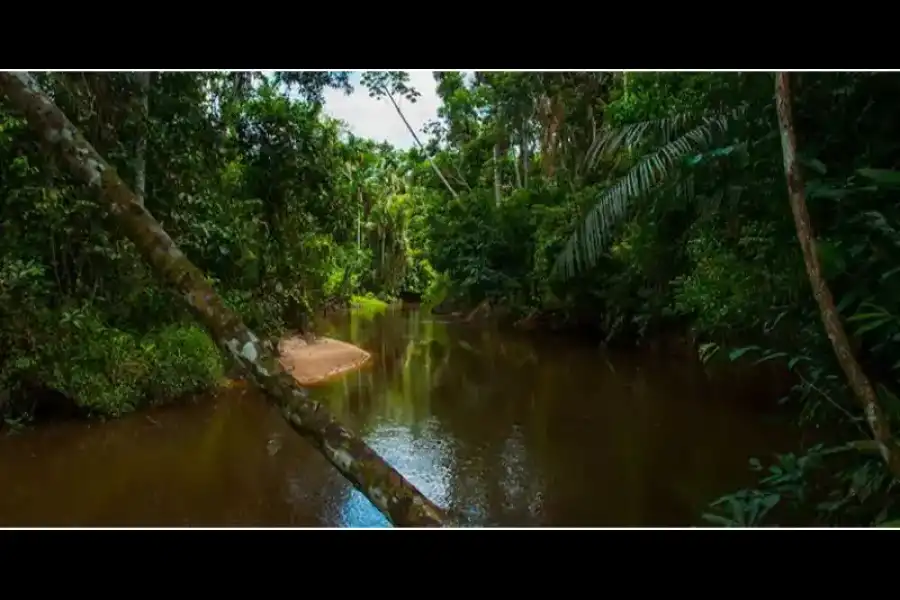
[0,307,794,527]
[304,307,792,527]
[336,420,456,527]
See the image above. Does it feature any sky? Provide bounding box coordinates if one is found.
[321,71,471,150]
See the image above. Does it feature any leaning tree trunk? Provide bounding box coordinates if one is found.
[380,86,459,200]
[0,71,448,527]
[775,71,900,478]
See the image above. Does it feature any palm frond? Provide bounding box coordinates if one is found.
[555,110,741,280]
[583,112,693,171]
[582,108,742,173]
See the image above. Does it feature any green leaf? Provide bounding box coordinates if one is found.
[854,318,894,336]
[754,352,789,365]
[877,519,900,528]
[857,168,900,187]
[880,266,900,281]
[728,346,760,361]
[847,311,888,322]
[13,357,33,369]
[801,156,827,175]
[787,356,809,370]
[835,293,858,314]
[807,186,850,200]
[761,493,781,511]
[701,513,735,527]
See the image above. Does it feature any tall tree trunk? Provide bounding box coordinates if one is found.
[775,71,900,478]
[357,188,362,250]
[493,142,502,206]
[231,71,253,101]
[538,95,564,178]
[0,71,448,527]
[512,140,522,189]
[133,71,150,206]
[521,122,530,188]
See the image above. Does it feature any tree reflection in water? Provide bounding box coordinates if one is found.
[307,306,793,527]
[0,305,794,527]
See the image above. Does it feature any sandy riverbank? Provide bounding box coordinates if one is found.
[277,336,371,386]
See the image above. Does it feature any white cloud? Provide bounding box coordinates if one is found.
[321,70,437,149]
[261,70,472,149]
[322,71,469,149]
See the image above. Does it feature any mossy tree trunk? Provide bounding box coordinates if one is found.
[0,71,448,527]
[775,71,900,479]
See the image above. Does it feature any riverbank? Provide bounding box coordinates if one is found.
[0,305,794,527]
[1,318,375,433]
[277,335,371,386]
[2,292,794,435]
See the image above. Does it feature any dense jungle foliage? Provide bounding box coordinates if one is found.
[2,70,900,527]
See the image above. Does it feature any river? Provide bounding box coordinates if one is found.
[0,306,794,527]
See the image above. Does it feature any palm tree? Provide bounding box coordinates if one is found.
[553,96,740,279]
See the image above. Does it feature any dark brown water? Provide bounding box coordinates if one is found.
[0,307,793,527]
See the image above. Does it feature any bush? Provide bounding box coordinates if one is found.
[144,325,225,404]
[3,303,224,419]
[40,308,150,417]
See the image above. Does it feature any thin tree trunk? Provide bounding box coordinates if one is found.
[775,71,900,478]
[512,142,522,189]
[133,71,150,206]
[380,87,459,199]
[521,124,530,188]
[0,71,448,527]
[352,166,362,250]
[493,142,502,206]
